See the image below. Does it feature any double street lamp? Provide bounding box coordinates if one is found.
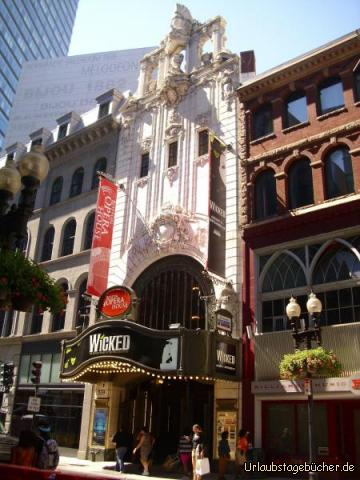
[0,145,49,250]
[286,292,323,480]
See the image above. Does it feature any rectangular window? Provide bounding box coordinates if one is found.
[168,141,178,168]
[31,138,42,147]
[198,130,209,156]
[19,354,30,383]
[140,152,150,178]
[354,71,360,102]
[98,101,110,119]
[58,123,68,140]
[318,77,344,115]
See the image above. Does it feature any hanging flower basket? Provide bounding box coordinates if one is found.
[0,249,67,314]
[279,347,342,380]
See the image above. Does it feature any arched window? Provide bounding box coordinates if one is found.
[52,282,68,332]
[285,91,307,128]
[312,242,360,326]
[255,169,277,219]
[83,212,95,250]
[262,254,306,293]
[70,168,84,197]
[76,279,91,329]
[324,147,354,199]
[132,256,214,330]
[92,158,107,189]
[41,227,55,261]
[252,104,273,140]
[50,177,63,205]
[288,158,314,209]
[318,76,344,115]
[61,220,76,256]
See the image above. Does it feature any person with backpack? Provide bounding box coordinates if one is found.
[37,421,59,470]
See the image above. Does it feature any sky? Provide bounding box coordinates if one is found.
[69,0,360,74]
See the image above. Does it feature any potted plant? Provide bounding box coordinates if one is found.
[279,347,342,380]
[0,249,67,314]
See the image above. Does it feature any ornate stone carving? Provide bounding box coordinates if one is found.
[164,165,179,185]
[160,74,190,106]
[136,176,149,188]
[141,137,152,152]
[195,112,210,128]
[194,154,209,167]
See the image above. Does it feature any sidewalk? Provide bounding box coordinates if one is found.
[58,452,293,480]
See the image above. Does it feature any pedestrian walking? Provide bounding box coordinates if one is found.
[191,424,207,480]
[178,428,192,478]
[113,426,132,473]
[133,426,155,476]
[235,429,249,478]
[218,431,230,480]
[37,421,59,470]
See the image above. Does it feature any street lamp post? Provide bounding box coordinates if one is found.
[0,145,49,250]
[286,293,322,480]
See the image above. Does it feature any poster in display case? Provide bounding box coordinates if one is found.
[92,407,108,446]
[216,410,237,459]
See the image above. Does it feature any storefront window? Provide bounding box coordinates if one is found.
[297,404,328,456]
[266,404,296,456]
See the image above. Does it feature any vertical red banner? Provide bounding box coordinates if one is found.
[87,176,118,298]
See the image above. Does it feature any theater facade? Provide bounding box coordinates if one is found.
[59,5,251,460]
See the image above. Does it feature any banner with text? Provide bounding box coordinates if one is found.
[207,136,226,277]
[87,176,118,297]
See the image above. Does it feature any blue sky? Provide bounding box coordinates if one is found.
[69,0,360,74]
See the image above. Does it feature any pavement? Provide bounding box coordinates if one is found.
[57,449,292,480]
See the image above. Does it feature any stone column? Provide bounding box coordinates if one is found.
[212,21,226,60]
[137,61,148,97]
[78,383,94,459]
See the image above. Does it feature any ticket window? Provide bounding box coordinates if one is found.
[216,410,238,459]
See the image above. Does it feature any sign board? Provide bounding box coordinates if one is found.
[98,286,133,318]
[216,309,232,334]
[27,396,41,413]
[61,320,180,379]
[351,376,360,396]
[216,341,237,375]
[95,382,110,399]
[252,378,351,394]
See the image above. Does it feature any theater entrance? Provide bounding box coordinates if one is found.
[118,378,214,462]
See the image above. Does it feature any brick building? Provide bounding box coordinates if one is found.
[237,31,360,469]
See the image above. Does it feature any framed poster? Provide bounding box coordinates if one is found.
[92,407,108,446]
[216,410,237,459]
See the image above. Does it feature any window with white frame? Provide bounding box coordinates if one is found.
[258,236,360,332]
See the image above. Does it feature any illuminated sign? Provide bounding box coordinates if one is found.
[98,286,133,318]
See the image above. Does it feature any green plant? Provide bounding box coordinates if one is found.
[0,249,67,314]
[279,347,342,380]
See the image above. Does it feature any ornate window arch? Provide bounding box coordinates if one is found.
[132,255,214,330]
[92,158,107,189]
[83,211,95,251]
[61,219,76,256]
[288,157,314,209]
[254,169,277,220]
[70,167,84,197]
[50,176,63,205]
[324,146,354,199]
[41,226,55,262]
[52,281,68,332]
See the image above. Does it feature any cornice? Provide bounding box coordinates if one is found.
[237,32,360,101]
[45,115,120,162]
[244,119,360,165]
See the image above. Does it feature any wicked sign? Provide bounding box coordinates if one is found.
[60,320,180,380]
